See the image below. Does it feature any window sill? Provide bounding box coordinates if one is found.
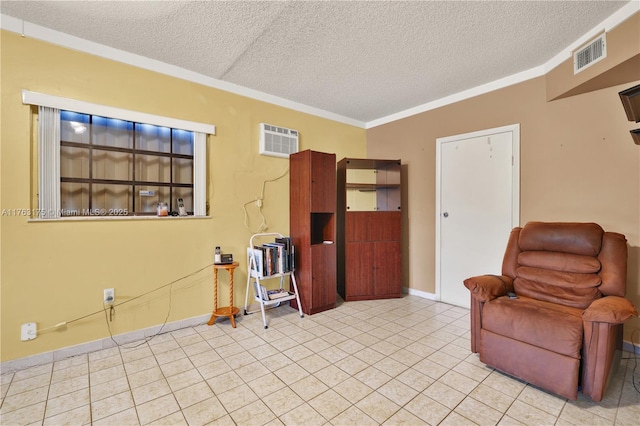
[28,215,210,223]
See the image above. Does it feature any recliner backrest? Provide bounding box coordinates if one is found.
[501,222,627,309]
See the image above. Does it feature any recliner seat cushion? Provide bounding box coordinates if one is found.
[482,296,584,358]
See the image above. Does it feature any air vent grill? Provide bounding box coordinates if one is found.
[259,123,299,158]
[574,34,606,74]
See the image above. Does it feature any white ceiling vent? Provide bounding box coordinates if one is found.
[259,123,299,158]
[573,34,606,74]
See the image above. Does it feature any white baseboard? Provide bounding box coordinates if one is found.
[404,286,438,301]
[0,313,211,375]
[623,340,640,355]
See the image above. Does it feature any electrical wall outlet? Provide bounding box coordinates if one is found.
[103,288,115,305]
[21,322,37,341]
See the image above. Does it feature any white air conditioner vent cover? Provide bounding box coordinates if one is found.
[259,123,299,158]
[574,34,606,74]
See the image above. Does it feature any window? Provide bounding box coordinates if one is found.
[59,111,195,216]
[23,90,214,219]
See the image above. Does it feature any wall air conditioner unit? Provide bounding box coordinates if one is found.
[259,123,299,158]
[573,33,606,74]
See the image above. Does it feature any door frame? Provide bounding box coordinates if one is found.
[435,124,520,304]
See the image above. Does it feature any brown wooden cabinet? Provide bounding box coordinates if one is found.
[337,158,402,301]
[290,150,337,315]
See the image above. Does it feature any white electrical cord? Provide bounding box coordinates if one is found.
[33,264,211,337]
[243,199,267,234]
[243,167,289,234]
[38,322,69,333]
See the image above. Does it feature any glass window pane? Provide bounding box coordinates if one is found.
[136,155,170,183]
[137,123,170,153]
[60,111,90,144]
[172,158,193,184]
[92,184,132,213]
[92,150,133,181]
[91,116,133,149]
[173,187,193,213]
[61,147,90,178]
[136,186,170,214]
[172,129,193,155]
[60,182,89,215]
[57,112,199,218]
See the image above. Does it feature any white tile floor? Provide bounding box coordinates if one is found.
[1,295,639,425]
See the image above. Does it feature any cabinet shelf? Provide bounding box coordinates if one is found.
[343,158,401,170]
[339,158,401,212]
[346,183,401,191]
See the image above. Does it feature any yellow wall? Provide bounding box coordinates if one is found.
[0,31,367,362]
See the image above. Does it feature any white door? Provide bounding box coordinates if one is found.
[436,125,520,308]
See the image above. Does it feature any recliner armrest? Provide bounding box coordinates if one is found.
[463,275,513,303]
[583,296,638,324]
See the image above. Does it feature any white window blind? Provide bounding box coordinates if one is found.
[38,106,61,219]
[193,132,207,216]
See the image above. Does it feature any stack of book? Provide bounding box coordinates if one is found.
[247,236,295,278]
[252,282,295,302]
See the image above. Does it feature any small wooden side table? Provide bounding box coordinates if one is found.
[207,262,240,328]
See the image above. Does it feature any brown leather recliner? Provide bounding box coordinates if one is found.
[464,222,638,401]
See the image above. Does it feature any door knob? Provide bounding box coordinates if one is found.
[443,212,449,218]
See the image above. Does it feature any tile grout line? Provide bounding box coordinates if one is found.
[115,341,141,426]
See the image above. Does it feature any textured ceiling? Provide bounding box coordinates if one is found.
[0,0,632,124]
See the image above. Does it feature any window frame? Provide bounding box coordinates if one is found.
[22,90,214,220]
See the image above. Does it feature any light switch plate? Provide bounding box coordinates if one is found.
[21,322,37,341]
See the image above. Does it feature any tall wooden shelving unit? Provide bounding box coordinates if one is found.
[289,149,337,315]
[337,158,402,301]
